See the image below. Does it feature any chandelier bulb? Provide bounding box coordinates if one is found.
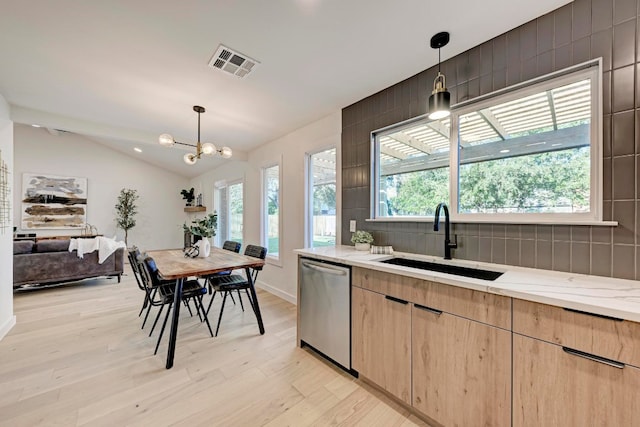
[220,146,233,159]
[183,153,197,165]
[159,133,175,147]
[201,142,217,156]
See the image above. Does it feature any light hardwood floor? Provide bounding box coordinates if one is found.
[0,266,430,426]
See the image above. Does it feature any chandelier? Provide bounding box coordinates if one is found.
[158,105,232,165]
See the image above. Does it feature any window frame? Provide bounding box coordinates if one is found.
[370,114,451,221]
[305,146,338,248]
[261,162,282,264]
[214,178,244,247]
[369,59,611,225]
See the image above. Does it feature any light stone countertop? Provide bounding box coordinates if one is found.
[295,245,640,323]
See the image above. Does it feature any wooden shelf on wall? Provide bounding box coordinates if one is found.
[184,206,206,213]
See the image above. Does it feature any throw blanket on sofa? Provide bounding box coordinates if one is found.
[69,236,126,264]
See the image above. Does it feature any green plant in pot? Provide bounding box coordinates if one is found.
[183,212,217,257]
[184,212,218,238]
[351,230,374,251]
[180,188,195,206]
[114,188,139,247]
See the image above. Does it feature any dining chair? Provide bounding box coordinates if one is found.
[133,250,198,330]
[205,244,267,337]
[141,256,214,355]
[127,247,147,317]
[203,240,242,306]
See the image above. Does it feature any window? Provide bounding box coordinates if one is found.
[373,116,451,218]
[307,148,337,247]
[262,164,280,259]
[452,65,600,223]
[371,60,603,224]
[216,180,243,247]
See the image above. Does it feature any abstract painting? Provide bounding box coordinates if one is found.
[21,173,87,229]
[0,149,9,234]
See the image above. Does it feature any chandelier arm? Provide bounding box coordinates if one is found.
[173,140,197,148]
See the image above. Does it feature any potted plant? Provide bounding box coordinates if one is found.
[114,188,138,247]
[180,188,195,206]
[183,212,217,257]
[351,230,374,251]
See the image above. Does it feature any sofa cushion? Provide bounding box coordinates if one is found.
[35,239,70,253]
[13,240,34,255]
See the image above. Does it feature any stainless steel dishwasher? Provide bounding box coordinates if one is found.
[299,257,351,371]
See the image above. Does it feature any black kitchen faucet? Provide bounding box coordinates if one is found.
[433,203,457,260]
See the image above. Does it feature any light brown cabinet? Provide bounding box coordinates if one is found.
[513,298,640,367]
[349,266,640,425]
[352,286,411,404]
[513,333,640,426]
[412,304,511,427]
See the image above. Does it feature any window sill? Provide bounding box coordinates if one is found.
[366,218,619,227]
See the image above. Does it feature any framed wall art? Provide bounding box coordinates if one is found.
[21,173,87,229]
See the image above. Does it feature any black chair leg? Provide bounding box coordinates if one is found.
[185,300,194,317]
[197,295,214,337]
[237,290,245,312]
[141,302,153,329]
[141,288,158,329]
[149,305,164,337]
[192,297,204,322]
[229,292,236,305]
[215,292,228,337]
[154,302,173,355]
[205,290,217,316]
[138,294,149,317]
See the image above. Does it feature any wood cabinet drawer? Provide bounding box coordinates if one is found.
[412,279,511,329]
[352,267,414,302]
[513,334,640,426]
[513,298,640,367]
[353,267,511,329]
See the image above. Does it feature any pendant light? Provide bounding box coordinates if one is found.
[158,105,232,165]
[428,32,451,120]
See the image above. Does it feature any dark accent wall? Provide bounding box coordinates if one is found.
[342,0,639,280]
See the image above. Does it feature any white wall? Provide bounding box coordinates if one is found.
[191,111,342,303]
[0,94,15,340]
[13,125,188,251]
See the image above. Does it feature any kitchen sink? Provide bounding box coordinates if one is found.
[379,257,503,281]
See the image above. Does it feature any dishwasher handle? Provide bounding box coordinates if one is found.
[301,261,348,276]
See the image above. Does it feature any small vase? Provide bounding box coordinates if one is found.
[195,239,211,257]
[355,242,371,251]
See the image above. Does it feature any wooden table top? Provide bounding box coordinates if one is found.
[147,248,265,280]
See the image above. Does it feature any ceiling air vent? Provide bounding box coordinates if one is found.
[208,44,259,78]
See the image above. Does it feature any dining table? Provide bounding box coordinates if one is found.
[147,247,266,369]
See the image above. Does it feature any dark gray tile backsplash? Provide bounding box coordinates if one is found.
[341,0,639,281]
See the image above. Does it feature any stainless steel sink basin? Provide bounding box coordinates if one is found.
[379,257,503,281]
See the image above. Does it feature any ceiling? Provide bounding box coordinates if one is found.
[0,0,571,178]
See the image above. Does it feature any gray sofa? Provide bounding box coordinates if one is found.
[13,239,124,289]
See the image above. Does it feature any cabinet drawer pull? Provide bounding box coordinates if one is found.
[562,347,625,369]
[385,295,408,305]
[414,303,443,316]
[562,307,623,322]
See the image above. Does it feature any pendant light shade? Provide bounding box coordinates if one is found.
[427,32,451,120]
[159,105,233,165]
